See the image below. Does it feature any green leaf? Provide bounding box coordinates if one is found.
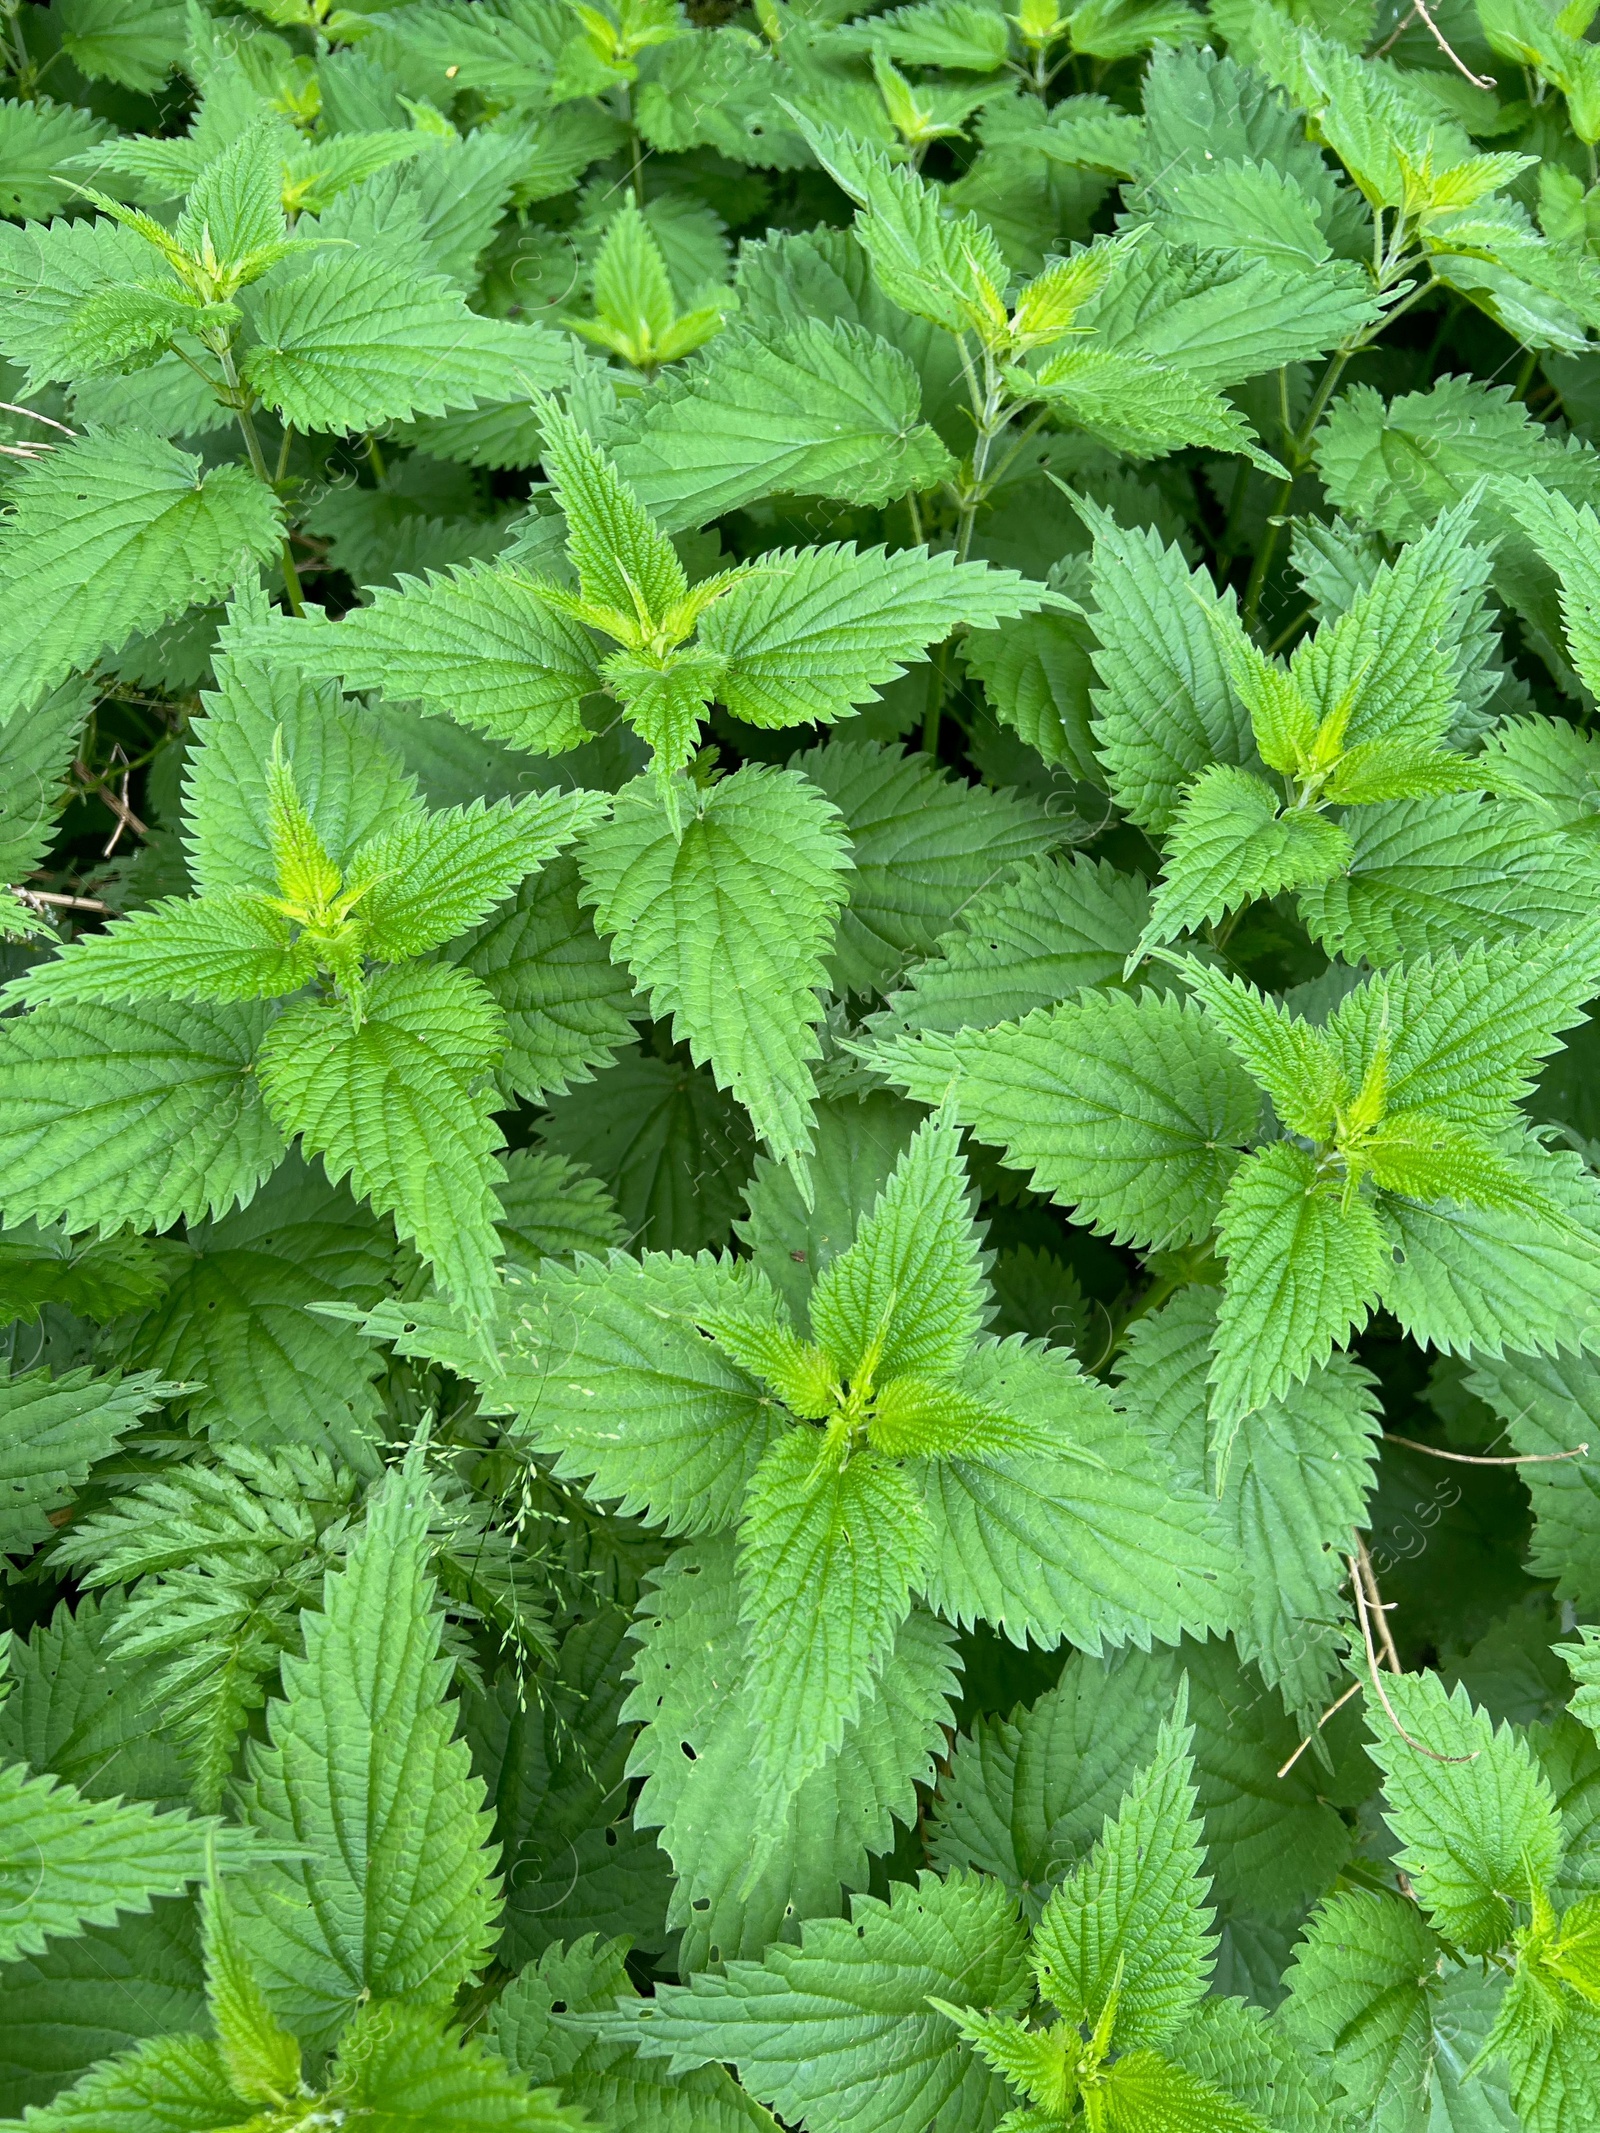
[0,99,109,222]
[1297,793,1600,966]
[1098,2048,1271,2132]
[261,564,603,756]
[795,739,1065,997]
[492,1148,625,1266]
[1080,505,1252,833]
[0,1902,207,2118]
[0,679,90,898]
[493,1933,782,2131]
[608,319,956,531]
[964,605,1102,779]
[126,1159,392,1461]
[462,1611,671,1969]
[230,1453,500,2051]
[350,787,607,961]
[1028,346,1285,476]
[871,989,1259,1252]
[1211,1141,1388,1429]
[0,432,282,720]
[868,855,1149,1045]
[324,2001,587,2129]
[0,1366,168,1559]
[0,2031,249,2132]
[0,1001,287,1237]
[56,0,186,93]
[699,544,1047,730]
[1144,766,1352,949]
[187,599,423,897]
[1379,1135,1600,1360]
[1153,158,1334,270]
[796,122,1011,340]
[808,1114,986,1381]
[5,892,315,1010]
[540,398,688,626]
[584,1869,1031,2133]
[578,766,853,1169]
[0,1761,240,1965]
[1325,933,1600,1131]
[929,1644,1172,1912]
[200,1872,301,2108]
[450,855,640,1105]
[917,1336,1232,1652]
[1177,961,1345,1142]
[1031,1705,1215,2049]
[410,1249,786,1535]
[626,1536,960,1968]
[242,253,563,432]
[0,1591,193,1811]
[1079,233,1378,387]
[736,1091,923,1327]
[1469,1351,1600,1610]
[1508,476,1600,699]
[255,962,508,1316]
[1116,1290,1381,1720]
[538,1048,754,1254]
[1364,1671,1562,1953]
[1280,1889,1444,2131]
[737,1431,928,1803]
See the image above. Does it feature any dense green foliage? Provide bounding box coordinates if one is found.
[8,0,1600,2125]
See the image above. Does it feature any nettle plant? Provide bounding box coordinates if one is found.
[10,0,1600,2129]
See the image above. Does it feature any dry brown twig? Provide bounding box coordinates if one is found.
[0,401,75,464]
[17,887,108,914]
[1374,0,1493,86]
[1278,1536,1482,1778]
[1386,1433,1589,1467]
[74,753,149,854]
[1350,1531,1478,1765]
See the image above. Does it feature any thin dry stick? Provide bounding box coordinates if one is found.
[75,755,148,850]
[0,401,74,435]
[1354,1533,1404,1675]
[18,887,108,912]
[1387,1433,1590,1467]
[1278,1677,1364,1780]
[1374,0,1492,84]
[1349,1532,1478,1765]
[0,400,75,463]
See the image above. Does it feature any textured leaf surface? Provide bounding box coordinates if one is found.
[737,1432,927,1804]
[917,1337,1231,1652]
[0,1001,286,1236]
[231,1457,501,2050]
[256,963,507,1315]
[579,767,852,1166]
[610,319,956,530]
[872,990,1259,1250]
[627,1537,959,1969]
[243,253,564,432]
[0,432,281,719]
[1363,1672,1562,1953]
[589,1871,1030,2133]
[795,739,1065,996]
[0,1367,168,1559]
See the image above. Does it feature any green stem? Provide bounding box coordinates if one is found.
[921,635,952,757]
[1243,343,1358,629]
[953,348,1012,565]
[218,345,304,616]
[364,431,386,484]
[622,85,646,205]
